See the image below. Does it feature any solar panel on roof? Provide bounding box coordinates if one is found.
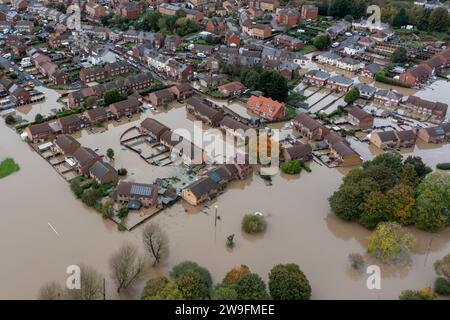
[130,185,152,197]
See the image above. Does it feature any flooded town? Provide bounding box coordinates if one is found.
[0,0,449,303]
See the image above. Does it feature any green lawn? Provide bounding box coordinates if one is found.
[0,158,20,179]
[300,45,317,54]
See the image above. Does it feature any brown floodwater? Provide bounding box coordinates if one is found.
[1,99,450,300]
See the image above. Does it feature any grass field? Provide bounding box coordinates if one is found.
[0,158,20,179]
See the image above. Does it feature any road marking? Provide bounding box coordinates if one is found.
[48,223,60,237]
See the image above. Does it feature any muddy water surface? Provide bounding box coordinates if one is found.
[1,100,450,300]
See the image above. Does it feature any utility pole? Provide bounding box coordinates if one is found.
[103,278,106,300]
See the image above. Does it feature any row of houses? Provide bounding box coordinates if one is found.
[304,70,354,92]
[67,73,152,108]
[145,84,194,107]
[25,97,142,142]
[370,123,450,148]
[292,113,361,166]
[80,61,131,83]
[144,49,194,81]
[317,51,365,72]
[52,134,118,185]
[31,51,67,85]
[399,47,450,86]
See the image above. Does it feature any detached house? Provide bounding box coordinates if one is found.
[84,108,108,125]
[109,98,141,118]
[370,131,398,149]
[327,75,353,92]
[247,95,287,121]
[139,118,170,140]
[282,142,312,162]
[304,70,330,86]
[89,160,118,185]
[25,122,54,142]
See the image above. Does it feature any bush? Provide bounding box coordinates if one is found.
[281,160,301,174]
[118,168,128,176]
[241,214,267,234]
[434,277,450,296]
[235,273,268,300]
[213,283,238,300]
[5,115,16,125]
[171,261,212,288]
[399,288,433,300]
[436,163,450,170]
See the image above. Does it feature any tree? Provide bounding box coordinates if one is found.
[241,214,267,234]
[70,178,84,198]
[35,113,45,123]
[403,156,431,180]
[388,184,415,225]
[392,8,408,27]
[175,269,211,299]
[268,263,311,300]
[414,173,450,231]
[213,283,238,300]
[104,89,125,105]
[5,114,16,125]
[281,160,301,174]
[38,281,65,300]
[141,276,169,299]
[84,96,97,108]
[434,277,450,296]
[344,87,360,104]
[66,265,103,300]
[170,261,212,288]
[367,222,416,264]
[100,199,115,219]
[235,273,268,300]
[243,69,260,89]
[359,191,391,229]
[106,148,115,160]
[313,34,331,50]
[429,8,449,32]
[223,265,251,285]
[399,163,420,187]
[434,253,450,279]
[399,288,433,300]
[256,70,288,102]
[417,8,431,31]
[142,223,169,266]
[81,188,101,207]
[109,242,145,293]
[391,47,408,64]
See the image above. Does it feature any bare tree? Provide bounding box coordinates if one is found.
[66,264,104,300]
[142,223,169,266]
[38,281,65,300]
[109,242,145,293]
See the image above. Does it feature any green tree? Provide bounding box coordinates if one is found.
[171,261,212,288]
[434,277,450,296]
[429,8,450,32]
[118,168,128,176]
[81,188,101,207]
[70,178,84,198]
[403,156,432,180]
[367,222,416,264]
[106,148,115,160]
[399,163,420,187]
[35,113,45,123]
[141,277,169,299]
[434,253,450,279]
[417,8,431,31]
[392,8,408,27]
[313,34,331,50]
[344,87,360,104]
[388,184,415,225]
[359,191,391,229]
[100,199,115,219]
[174,269,211,299]
[281,160,301,174]
[257,70,288,102]
[241,214,267,234]
[243,70,260,89]
[104,89,125,105]
[5,115,16,125]
[414,173,450,231]
[213,283,238,300]
[391,47,408,64]
[235,273,268,300]
[268,263,311,300]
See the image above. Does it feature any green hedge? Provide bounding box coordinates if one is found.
[436,163,450,170]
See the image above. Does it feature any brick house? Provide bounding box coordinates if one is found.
[417,126,447,143]
[57,115,82,134]
[25,122,54,142]
[115,181,158,207]
[276,8,300,26]
[205,17,227,33]
[147,88,175,107]
[109,97,141,118]
[248,0,279,11]
[399,64,432,86]
[139,118,170,140]
[89,160,118,185]
[293,113,329,140]
[247,95,287,121]
[348,107,374,129]
[217,81,246,97]
[83,108,108,124]
[226,31,240,48]
[326,75,353,92]
[370,131,398,149]
[249,24,272,40]
[86,2,106,18]
[374,89,403,107]
[282,142,312,161]
[182,177,220,206]
[168,83,194,100]
[124,73,152,91]
[304,70,330,86]
[401,96,448,120]
[186,97,224,126]
[72,147,102,174]
[53,134,81,156]
[301,4,318,20]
